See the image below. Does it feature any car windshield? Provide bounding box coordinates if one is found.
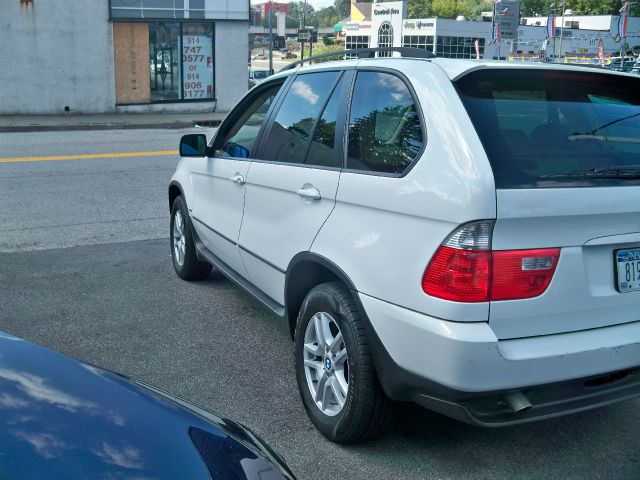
[456,69,640,188]
[253,70,268,79]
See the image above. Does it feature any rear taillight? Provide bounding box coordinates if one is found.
[491,249,560,301]
[422,221,560,303]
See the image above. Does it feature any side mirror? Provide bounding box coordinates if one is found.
[179,134,207,157]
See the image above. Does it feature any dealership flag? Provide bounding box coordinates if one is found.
[617,2,630,39]
[546,13,555,38]
[598,37,605,65]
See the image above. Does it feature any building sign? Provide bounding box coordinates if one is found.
[182,33,214,99]
[499,0,520,41]
[373,7,401,16]
[370,1,407,49]
[110,0,249,21]
[297,28,318,42]
[344,22,372,32]
[403,20,434,30]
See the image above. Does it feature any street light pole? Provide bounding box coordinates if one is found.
[268,1,273,74]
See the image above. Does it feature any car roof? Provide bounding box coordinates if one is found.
[277,56,637,81]
[431,57,638,80]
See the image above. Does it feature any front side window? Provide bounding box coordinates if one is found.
[215,82,284,159]
[261,72,341,164]
[456,69,640,188]
[347,71,424,175]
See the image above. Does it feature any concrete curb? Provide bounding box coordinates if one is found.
[0,119,222,133]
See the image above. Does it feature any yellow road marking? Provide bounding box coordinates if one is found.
[0,150,178,164]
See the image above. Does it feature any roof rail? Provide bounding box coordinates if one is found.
[279,47,435,72]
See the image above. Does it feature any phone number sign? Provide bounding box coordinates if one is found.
[182,35,214,99]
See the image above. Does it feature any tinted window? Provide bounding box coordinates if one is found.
[305,75,348,168]
[456,69,640,188]
[262,71,341,163]
[216,82,283,159]
[347,72,423,174]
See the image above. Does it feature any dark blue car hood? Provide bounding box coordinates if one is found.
[0,333,292,480]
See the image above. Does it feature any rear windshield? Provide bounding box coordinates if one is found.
[456,69,640,188]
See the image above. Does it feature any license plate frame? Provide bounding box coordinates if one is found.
[614,247,640,293]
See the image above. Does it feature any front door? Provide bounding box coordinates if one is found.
[191,80,285,277]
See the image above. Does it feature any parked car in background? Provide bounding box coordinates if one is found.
[0,332,294,479]
[251,53,268,61]
[170,53,640,444]
[606,56,636,72]
[249,69,270,89]
[280,50,298,60]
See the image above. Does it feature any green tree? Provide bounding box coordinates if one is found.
[432,0,460,18]
[408,0,434,17]
[334,0,351,18]
[316,6,340,27]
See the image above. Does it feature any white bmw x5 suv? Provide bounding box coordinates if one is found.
[169,52,640,444]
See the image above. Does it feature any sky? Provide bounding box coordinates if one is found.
[250,0,337,9]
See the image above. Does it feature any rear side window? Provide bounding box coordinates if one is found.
[305,74,348,168]
[261,71,341,164]
[456,69,640,188]
[347,71,424,175]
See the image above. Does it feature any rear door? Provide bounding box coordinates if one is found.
[238,70,351,304]
[457,69,640,339]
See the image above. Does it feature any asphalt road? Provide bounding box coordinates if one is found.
[0,130,638,479]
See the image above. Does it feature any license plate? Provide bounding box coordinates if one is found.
[615,248,640,293]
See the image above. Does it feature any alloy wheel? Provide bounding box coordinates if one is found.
[303,312,349,416]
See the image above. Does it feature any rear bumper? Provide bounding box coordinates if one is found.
[358,292,640,426]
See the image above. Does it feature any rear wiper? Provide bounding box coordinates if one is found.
[568,134,640,144]
[539,166,640,179]
[585,112,640,135]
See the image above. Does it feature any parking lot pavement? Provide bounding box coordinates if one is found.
[1,239,638,480]
[1,129,638,479]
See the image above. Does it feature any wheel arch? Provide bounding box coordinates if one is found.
[168,181,184,212]
[285,252,357,339]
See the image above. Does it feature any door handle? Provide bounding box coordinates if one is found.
[231,173,245,185]
[297,184,321,201]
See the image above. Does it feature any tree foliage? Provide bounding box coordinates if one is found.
[334,0,351,18]
[407,0,638,19]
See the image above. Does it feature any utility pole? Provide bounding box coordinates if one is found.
[558,0,566,63]
[268,1,273,74]
[299,1,305,61]
[550,2,556,61]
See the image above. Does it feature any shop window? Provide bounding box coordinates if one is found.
[402,35,434,54]
[378,22,393,57]
[149,23,180,101]
[345,35,370,59]
[181,23,214,100]
[436,36,485,59]
[114,20,214,104]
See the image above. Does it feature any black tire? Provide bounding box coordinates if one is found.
[294,282,393,444]
[170,196,212,281]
